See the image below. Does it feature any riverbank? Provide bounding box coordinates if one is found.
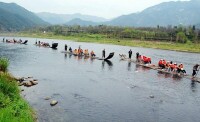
[1,32,200,53]
[0,58,35,122]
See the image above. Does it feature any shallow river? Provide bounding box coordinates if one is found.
[1,37,200,122]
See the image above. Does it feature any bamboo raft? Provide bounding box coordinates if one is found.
[119,55,200,83]
[61,51,114,60]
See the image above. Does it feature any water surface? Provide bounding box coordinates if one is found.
[0,37,200,122]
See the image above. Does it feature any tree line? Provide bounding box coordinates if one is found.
[25,24,200,43]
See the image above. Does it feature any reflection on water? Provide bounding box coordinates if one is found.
[135,64,151,72]
[101,60,113,70]
[191,80,197,92]
[128,61,131,71]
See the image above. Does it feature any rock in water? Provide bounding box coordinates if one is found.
[44,97,51,100]
[50,100,58,106]
[150,95,154,98]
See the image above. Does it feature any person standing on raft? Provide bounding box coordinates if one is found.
[136,52,139,61]
[192,64,200,77]
[128,49,132,59]
[102,49,105,59]
[65,44,68,51]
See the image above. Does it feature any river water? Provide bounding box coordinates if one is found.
[1,37,200,122]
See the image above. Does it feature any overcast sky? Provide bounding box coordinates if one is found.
[0,0,188,19]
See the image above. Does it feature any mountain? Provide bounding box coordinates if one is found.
[65,18,98,26]
[107,0,200,27]
[37,12,108,25]
[0,2,48,31]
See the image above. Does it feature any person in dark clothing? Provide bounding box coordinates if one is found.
[192,64,199,77]
[65,44,68,51]
[3,38,5,42]
[102,49,105,59]
[136,52,139,61]
[69,47,72,52]
[128,49,132,59]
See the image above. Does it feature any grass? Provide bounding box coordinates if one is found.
[2,32,200,53]
[0,59,35,122]
[0,58,9,72]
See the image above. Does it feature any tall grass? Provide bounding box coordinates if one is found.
[0,58,9,72]
[0,73,35,122]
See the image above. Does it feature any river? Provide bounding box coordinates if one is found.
[0,37,200,122]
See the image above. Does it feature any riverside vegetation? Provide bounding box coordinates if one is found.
[0,58,35,122]
[12,24,200,53]
[1,25,200,52]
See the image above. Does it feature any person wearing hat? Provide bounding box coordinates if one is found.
[192,64,200,77]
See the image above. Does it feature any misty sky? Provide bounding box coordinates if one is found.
[1,0,189,19]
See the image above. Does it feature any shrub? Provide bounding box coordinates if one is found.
[0,58,9,72]
[0,73,34,122]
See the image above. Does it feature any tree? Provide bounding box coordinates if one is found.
[176,32,187,43]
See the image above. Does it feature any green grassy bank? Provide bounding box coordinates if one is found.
[0,58,35,122]
[2,32,200,53]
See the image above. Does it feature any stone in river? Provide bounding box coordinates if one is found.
[50,100,58,106]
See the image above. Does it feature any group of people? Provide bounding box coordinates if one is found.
[128,49,151,64]
[64,44,96,57]
[138,55,151,64]
[128,49,200,77]
[35,41,50,47]
[158,59,186,74]
[4,38,23,43]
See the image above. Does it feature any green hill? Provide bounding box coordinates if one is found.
[65,18,97,26]
[0,2,48,31]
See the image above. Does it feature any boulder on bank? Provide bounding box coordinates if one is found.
[30,80,38,85]
[16,76,39,87]
[18,82,24,86]
[15,77,25,82]
[24,81,33,87]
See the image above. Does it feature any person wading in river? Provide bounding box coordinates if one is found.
[128,49,132,59]
[102,49,105,59]
[192,64,200,78]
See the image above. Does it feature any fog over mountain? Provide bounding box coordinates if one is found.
[37,12,108,25]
